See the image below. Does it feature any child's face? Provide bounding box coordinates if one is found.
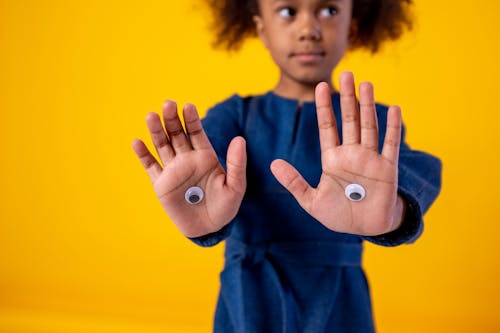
[254,0,353,87]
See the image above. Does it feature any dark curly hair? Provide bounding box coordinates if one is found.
[206,0,413,53]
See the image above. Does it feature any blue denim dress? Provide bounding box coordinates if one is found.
[191,92,442,332]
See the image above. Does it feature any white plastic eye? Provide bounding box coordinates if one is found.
[345,183,366,202]
[185,186,204,205]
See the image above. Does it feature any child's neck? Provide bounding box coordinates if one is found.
[273,77,334,104]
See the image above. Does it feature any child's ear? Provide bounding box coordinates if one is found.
[253,15,269,49]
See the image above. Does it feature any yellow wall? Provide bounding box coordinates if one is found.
[1,1,499,332]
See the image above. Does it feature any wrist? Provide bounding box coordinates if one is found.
[390,195,407,232]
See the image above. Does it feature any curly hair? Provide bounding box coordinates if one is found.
[206,0,413,53]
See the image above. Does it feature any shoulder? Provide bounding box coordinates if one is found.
[208,94,245,113]
[203,94,244,129]
[207,93,271,113]
[204,93,272,124]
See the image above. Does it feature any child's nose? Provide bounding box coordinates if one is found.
[298,14,321,41]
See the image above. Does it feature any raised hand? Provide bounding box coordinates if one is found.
[270,72,405,236]
[132,101,247,238]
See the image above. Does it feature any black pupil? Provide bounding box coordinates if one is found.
[189,194,200,203]
[350,192,362,200]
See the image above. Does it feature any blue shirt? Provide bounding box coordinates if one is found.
[192,92,442,332]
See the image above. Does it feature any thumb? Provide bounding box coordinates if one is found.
[270,159,314,210]
[225,136,247,193]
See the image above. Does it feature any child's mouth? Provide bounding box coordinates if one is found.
[290,51,325,63]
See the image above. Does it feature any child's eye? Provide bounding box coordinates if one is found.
[278,7,296,18]
[318,6,338,17]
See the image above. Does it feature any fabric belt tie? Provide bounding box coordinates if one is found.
[216,239,363,332]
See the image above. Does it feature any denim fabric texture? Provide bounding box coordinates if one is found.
[188,92,442,332]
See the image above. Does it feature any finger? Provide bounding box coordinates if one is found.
[270,159,315,211]
[163,100,192,154]
[183,103,212,150]
[381,106,402,163]
[315,82,340,153]
[131,139,163,182]
[146,112,175,165]
[339,71,360,145]
[225,136,247,194]
[358,82,379,151]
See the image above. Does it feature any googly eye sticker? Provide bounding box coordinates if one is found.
[345,183,366,202]
[185,186,204,205]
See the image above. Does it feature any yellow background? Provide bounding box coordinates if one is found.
[1,1,499,332]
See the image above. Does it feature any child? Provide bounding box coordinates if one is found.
[132,0,442,331]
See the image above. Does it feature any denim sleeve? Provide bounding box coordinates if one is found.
[188,223,234,247]
[188,95,244,247]
[363,121,442,247]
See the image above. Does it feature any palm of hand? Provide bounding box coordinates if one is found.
[153,149,237,237]
[312,144,398,235]
[271,72,403,236]
[132,101,246,238]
